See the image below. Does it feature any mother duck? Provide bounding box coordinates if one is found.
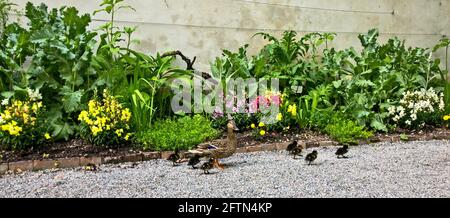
[187,115,239,170]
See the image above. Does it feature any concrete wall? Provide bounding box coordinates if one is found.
[11,0,450,72]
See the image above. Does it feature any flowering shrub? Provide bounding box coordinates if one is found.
[249,90,283,113]
[78,90,132,146]
[250,121,268,139]
[388,88,445,129]
[211,94,256,130]
[0,89,50,150]
[211,90,284,131]
[276,101,298,131]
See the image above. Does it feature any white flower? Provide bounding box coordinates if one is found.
[396,89,444,125]
[1,99,8,106]
[439,97,445,111]
[393,115,400,122]
[27,88,42,101]
[397,106,405,118]
[410,113,417,121]
[388,106,396,115]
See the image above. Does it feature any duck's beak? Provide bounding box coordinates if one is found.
[234,126,240,131]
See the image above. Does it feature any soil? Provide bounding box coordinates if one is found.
[1,127,449,163]
[233,129,332,148]
[0,139,142,164]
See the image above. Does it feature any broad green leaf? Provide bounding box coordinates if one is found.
[60,87,84,113]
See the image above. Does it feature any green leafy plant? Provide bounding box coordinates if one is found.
[400,134,409,141]
[0,0,19,36]
[130,53,189,131]
[136,115,220,151]
[331,29,444,132]
[209,29,445,133]
[94,0,136,60]
[324,116,373,145]
[433,37,450,114]
[296,84,332,129]
[251,31,334,95]
[0,2,99,140]
[211,113,257,131]
[92,0,189,133]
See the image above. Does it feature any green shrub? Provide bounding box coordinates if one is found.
[325,118,373,145]
[0,2,98,140]
[211,29,445,132]
[211,113,257,131]
[137,115,221,151]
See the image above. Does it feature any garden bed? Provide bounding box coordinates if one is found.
[1,1,450,176]
[1,128,448,165]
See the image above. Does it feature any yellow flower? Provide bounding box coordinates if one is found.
[14,100,23,108]
[121,108,131,122]
[44,133,51,140]
[1,124,9,131]
[78,110,89,122]
[124,133,131,141]
[32,103,38,112]
[259,130,266,136]
[3,122,22,136]
[287,104,297,117]
[91,126,102,136]
[251,123,256,129]
[85,118,93,126]
[277,113,283,121]
[22,113,29,123]
[115,128,124,137]
[3,110,11,120]
[258,122,265,127]
[88,100,96,111]
[9,128,21,136]
[97,117,108,127]
[23,105,30,113]
[444,115,450,121]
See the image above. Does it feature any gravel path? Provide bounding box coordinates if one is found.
[0,140,449,198]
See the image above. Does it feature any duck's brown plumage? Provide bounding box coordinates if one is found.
[188,120,238,159]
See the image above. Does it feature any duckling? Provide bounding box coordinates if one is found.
[201,158,215,174]
[305,150,318,165]
[188,155,201,169]
[167,148,180,166]
[286,141,298,154]
[335,145,349,158]
[291,146,303,159]
[83,163,97,171]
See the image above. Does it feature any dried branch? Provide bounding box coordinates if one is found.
[160,50,196,71]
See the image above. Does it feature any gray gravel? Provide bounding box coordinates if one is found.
[0,140,449,198]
